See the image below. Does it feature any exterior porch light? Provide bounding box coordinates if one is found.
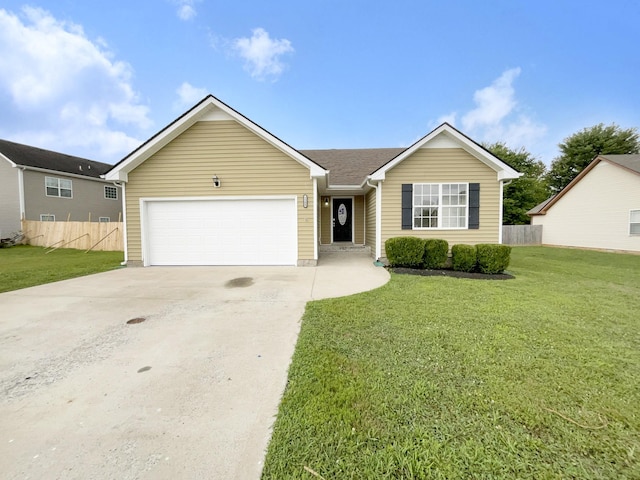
[212,175,221,188]
[323,196,329,207]
[303,194,308,208]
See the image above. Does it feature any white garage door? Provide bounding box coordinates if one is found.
[144,198,297,266]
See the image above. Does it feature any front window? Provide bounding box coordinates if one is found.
[631,210,640,235]
[413,183,468,229]
[45,176,72,198]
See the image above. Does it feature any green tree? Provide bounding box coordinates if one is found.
[547,123,640,193]
[485,142,549,225]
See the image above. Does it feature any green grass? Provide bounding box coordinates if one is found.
[0,245,124,293]
[262,247,640,479]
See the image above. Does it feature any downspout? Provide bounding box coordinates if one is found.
[17,167,26,226]
[113,180,128,265]
[313,177,318,263]
[498,180,512,244]
[366,179,382,260]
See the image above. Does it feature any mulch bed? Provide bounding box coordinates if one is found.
[390,267,514,280]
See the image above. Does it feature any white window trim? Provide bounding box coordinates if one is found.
[45,176,73,199]
[412,182,469,230]
[104,185,118,200]
[40,214,55,221]
[630,209,640,236]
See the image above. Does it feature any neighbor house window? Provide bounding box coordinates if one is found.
[45,176,72,198]
[104,185,118,199]
[40,214,55,221]
[99,217,110,222]
[413,183,468,229]
[631,210,640,235]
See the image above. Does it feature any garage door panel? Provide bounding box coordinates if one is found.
[145,199,297,266]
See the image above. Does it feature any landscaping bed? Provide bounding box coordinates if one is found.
[390,266,514,280]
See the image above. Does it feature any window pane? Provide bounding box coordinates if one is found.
[631,223,640,234]
[45,177,57,187]
[46,187,58,196]
[60,179,72,189]
[631,210,640,222]
[60,189,72,198]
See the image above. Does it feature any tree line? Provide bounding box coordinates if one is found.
[492,123,640,225]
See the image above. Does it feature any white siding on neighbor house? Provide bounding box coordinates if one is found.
[0,159,21,236]
[531,160,640,252]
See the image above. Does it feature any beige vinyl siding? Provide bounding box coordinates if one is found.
[319,197,331,244]
[380,148,500,258]
[125,120,315,263]
[354,195,365,244]
[365,189,376,249]
[531,160,640,252]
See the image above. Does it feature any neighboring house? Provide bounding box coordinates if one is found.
[528,154,640,253]
[105,94,520,266]
[0,139,122,237]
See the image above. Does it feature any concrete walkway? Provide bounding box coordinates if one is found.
[0,252,388,480]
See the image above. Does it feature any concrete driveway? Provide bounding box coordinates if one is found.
[0,252,388,479]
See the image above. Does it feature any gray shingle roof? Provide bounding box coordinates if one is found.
[0,138,111,178]
[300,148,405,186]
[600,154,640,174]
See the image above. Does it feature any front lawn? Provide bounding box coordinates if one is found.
[0,245,123,293]
[262,247,640,479]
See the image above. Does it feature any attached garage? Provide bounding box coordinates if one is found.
[142,197,297,266]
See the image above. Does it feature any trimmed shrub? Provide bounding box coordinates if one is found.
[423,239,449,269]
[476,244,512,274]
[385,237,425,267]
[451,244,477,272]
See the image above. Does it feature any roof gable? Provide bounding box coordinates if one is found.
[528,154,640,216]
[106,95,326,181]
[369,123,521,182]
[0,138,111,178]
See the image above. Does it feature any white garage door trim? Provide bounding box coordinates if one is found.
[140,196,298,266]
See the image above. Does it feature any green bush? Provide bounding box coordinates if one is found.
[476,244,512,274]
[423,239,449,269]
[451,244,477,272]
[385,237,425,267]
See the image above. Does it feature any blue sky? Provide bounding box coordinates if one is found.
[0,1,638,166]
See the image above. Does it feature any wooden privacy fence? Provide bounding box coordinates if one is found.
[502,225,542,245]
[21,220,124,251]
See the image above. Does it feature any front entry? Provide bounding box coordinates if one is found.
[332,198,353,242]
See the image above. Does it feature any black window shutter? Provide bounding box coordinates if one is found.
[468,183,480,229]
[402,184,413,230]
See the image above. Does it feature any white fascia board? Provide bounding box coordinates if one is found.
[369,123,522,181]
[107,95,326,182]
[1,153,17,168]
[17,165,113,183]
[105,99,215,182]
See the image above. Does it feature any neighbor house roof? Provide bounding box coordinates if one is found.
[598,154,640,174]
[300,148,404,186]
[528,154,640,216]
[0,138,110,179]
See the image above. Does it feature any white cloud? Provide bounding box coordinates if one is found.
[175,82,208,109]
[233,28,294,81]
[439,68,546,150]
[171,0,200,21]
[0,7,151,162]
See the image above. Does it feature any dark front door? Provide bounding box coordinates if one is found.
[332,198,353,242]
